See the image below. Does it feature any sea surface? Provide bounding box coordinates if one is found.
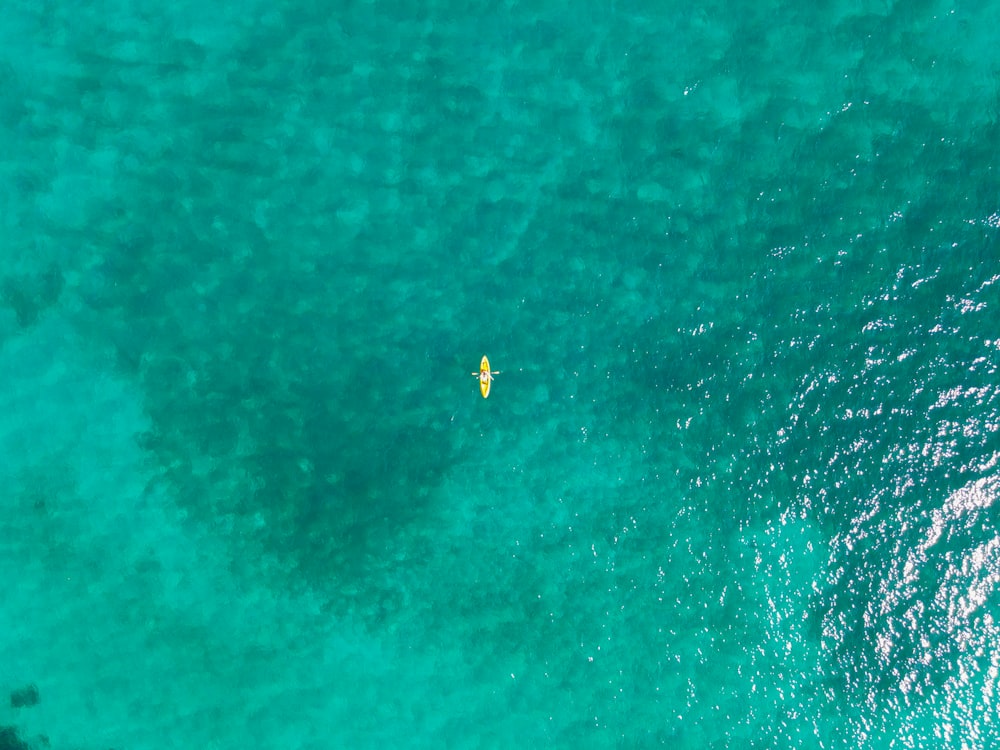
[1,0,999,747]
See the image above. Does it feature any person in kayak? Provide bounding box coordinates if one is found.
[474,368,499,384]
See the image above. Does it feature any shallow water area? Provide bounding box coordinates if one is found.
[1,0,999,747]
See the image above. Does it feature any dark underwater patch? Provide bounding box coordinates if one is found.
[9,684,39,709]
[0,726,31,750]
[0,264,64,328]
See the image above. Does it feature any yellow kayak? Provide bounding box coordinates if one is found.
[479,355,492,398]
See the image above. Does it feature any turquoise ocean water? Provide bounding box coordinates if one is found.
[2,0,999,747]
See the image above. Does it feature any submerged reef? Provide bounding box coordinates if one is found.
[9,685,39,709]
[0,725,31,750]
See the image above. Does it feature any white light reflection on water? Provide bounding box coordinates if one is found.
[819,429,1000,739]
[743,243,1000,746]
